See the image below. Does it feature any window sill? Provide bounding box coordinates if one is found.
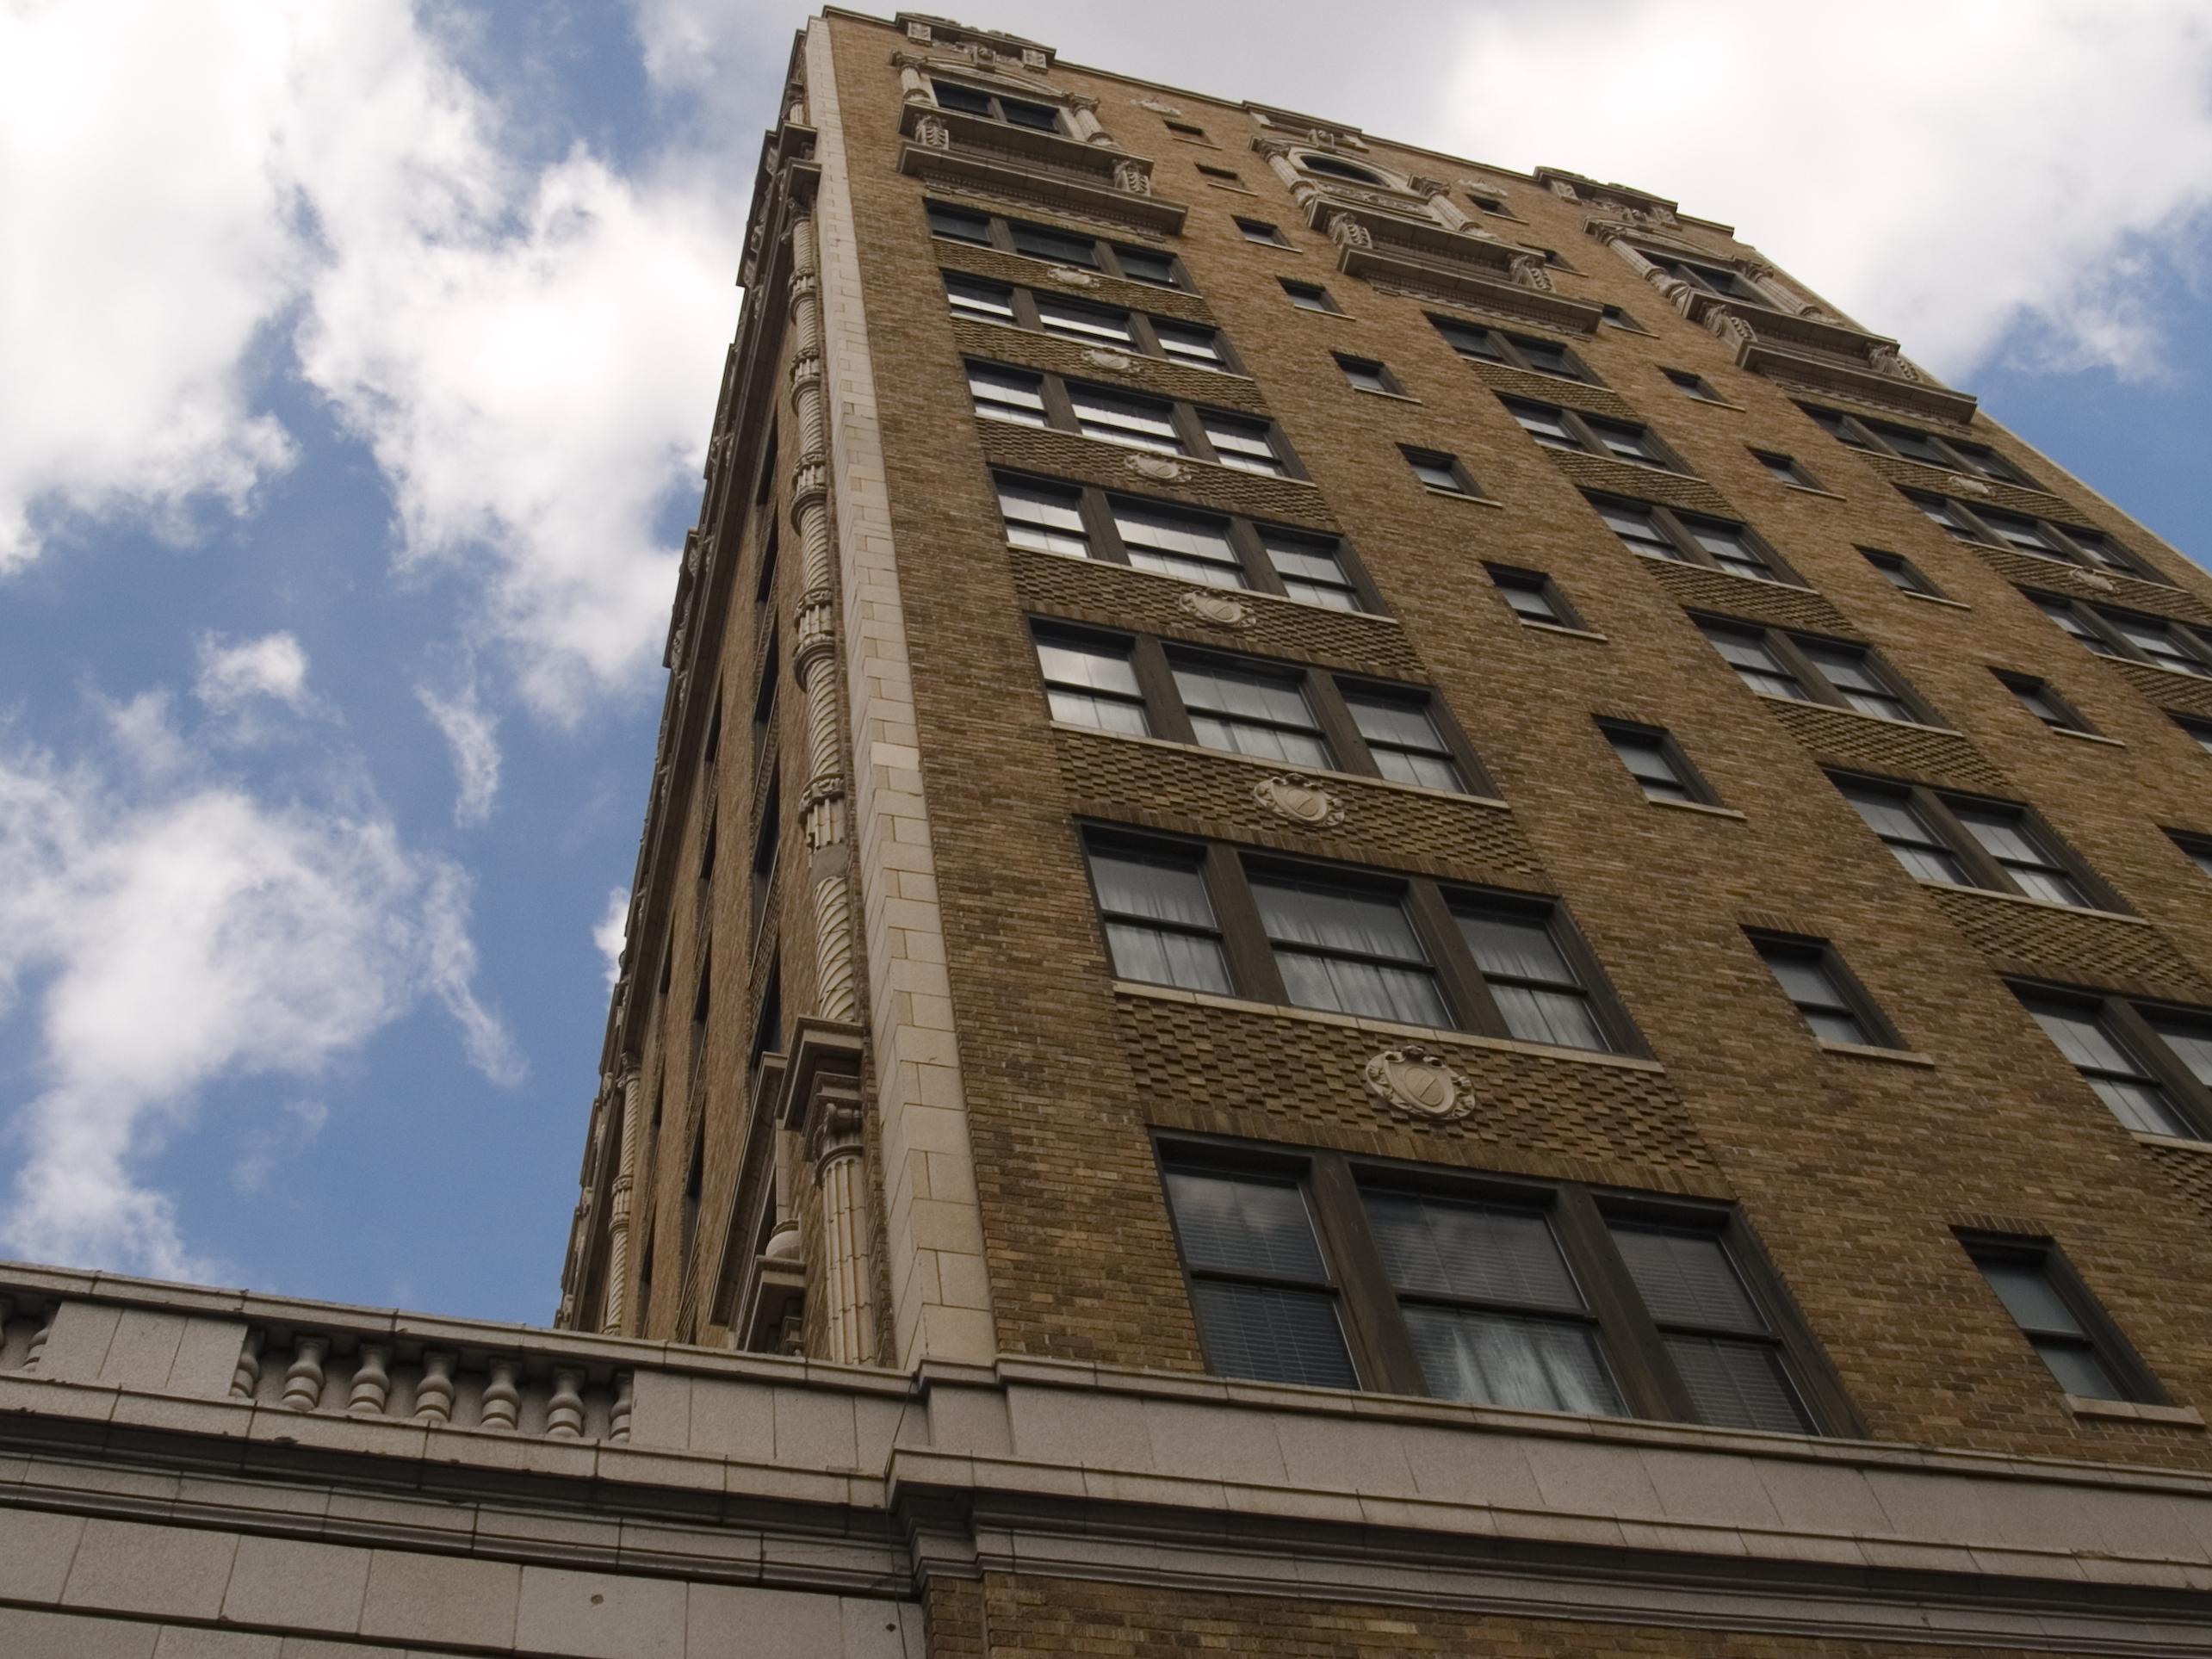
[1680,395,1748,412]
[1816,1039,1935,1068]
[1112,979,1665,1072]
[1349,385,1422,402]
[1897,588,1972,610]
[1206,184,1260,197]
[1650,796,1746,820]
[1423,487,1503,509]
[2048,724,2124,748]
[1911,877,2146,925]
[1050,722,1507,808]
[1286,303,1353,319]
[1517,620,1608,643]
[2065,1396,2203,1427]
[1780,483,1850,501]
[1633,550,1811,592]
[1752,691,1954,737]
[2131,1128,2212,1154]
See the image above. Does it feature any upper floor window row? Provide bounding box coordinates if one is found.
[994,473,1376,612]
[965,360,1294,477]
[1697,618,1937,726]
[928,78,1061,132]
[926,201,1189,289]
[1803,405,2035,486]
[1834,774,2116,911]
[1909,492,2159,583]
[1033,624,1486,794]
[1506,399,1680,471]
[944,274,1235,372]
[2033,591,2212,678]
[1591,495,1800,585]
[1085,831,1639,1054]
[1431,317,1601,383]
[2014,984,2212,1144]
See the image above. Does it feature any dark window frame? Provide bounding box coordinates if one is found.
[1505,399,1685,470]
[2168,828,2212,883]
[1956,1230,2167,1406]
[1696,616,1943,726]
[1663,368,1726,403]
[1430,316,1602,383]
[1234,216,1288,245]
[1081,826,1644,1055]
[1465,191,1515,218]
[1600,303,1648,332]
[1335,353,1405,396]
[1801,403,2038,487]
[942,270,1242,374]
[927,77,1065,133]
[1648,254,1779,308]
[1156,1134,1861,1433]
[2011,980,2212,1142]
[1992,669,2098,736]
[964,357,1298,477]
[1485,564,1586,631]
[2030,590,2212,676]
[1906,490,2158,582]
[1597,719,1722,808]
[2175,714,2212,756]
[1859,546,1948,599]
[1400,445,1483,498]
[1747,930,1906,1051]
[1589,494,1803,585]
[1751,449,1826,492]
[1831,771,2121,911]
[994,470,1385,614]
[1279,278,1343,313]
[1030,620,1492,795]
[924,199,1193,288]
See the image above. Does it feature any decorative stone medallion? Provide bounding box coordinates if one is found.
[1136,98,1184,116]
[1044,265,1098,287]
[1177,590,1253,630]
[1947,472,1993,497]
[1254,773,1346,831]
[1081,348,1142,374]
[1125,454,1187,482]
[1364,1044,1474,1123]
[2070,567,2116,592]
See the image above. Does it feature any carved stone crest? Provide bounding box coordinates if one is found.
[1125,454,1187,482]
[1137,99,1184,116]
[1254,774,1346,831]
[1946,472,1993,497]
[1081,348,1141,374]
[1364,1045,1474,1123]
[1044,264,1097,287]
[1177,590,1253,629]
[2070,567,2116,592]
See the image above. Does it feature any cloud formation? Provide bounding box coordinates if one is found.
[595,886,632,991]
[195,633,312,712]
[0,692,517,1278]
[417,681,502,826]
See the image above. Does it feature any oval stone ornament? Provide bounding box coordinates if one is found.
[1254,773,1346,830]
[1364,1044,1474,1122]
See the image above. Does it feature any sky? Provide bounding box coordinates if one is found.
[1,0,2208,1326]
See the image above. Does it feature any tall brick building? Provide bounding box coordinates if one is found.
[536,4,2212,1650]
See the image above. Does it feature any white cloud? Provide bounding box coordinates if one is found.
[594,885,631,990]
[0,696,517,1278]
[195,632,311,711]
[416,681,501,826]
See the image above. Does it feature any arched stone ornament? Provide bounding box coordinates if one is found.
[1178,590,1253,630]
[1044,264,1097,287]
[1125,454,1187,482]
[1081,348,1142,374]
[2070,567,2116,592]
[1364,1044,1474,1124]
[1255,773,1347,831]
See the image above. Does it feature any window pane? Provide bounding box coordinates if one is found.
[1113,245,1177,285]
[1589,420,1664,463]
[1913,496,1984,541]
[1952,807,2088,907]
[1510,337,1578,377]
[2149,1020,2212,1093]
[1274,952,1450,1024]
[2110,615,2211,675]
[1035,633,1149,735]
[1366,1191,1582,1307]
[1801,644,1912,720]
[1981,511,2062,555]
[1756,942,1873,1045]
[1458,911,1608,1050]
[944,275,1016,322]
[1605,730,1689,800]
[1090,846,1214,929]
[1402,1307,1626,1414]
[1165,1167,1328,1278]
[1112,503,1244,585]
[1104,923,1232,992]
[1976,1258,2084,1336]
[1408,454,1464,491]
[967,362,1049,424]
[1255,877,1426,961]
[1686,522,1774,579]
[1701,626,1806,699]
[1153,320,1224,367]
[1034,296,1134,345]
[1344,690,1457,765]
[997,478,1091,555]
[1200,413,1285,474]
[1664,1337,1812,1432]
[1263,532,1361,610]
[1069,385,1185,453]
[1254,876,1449,1025]
[1435,319,1505,360]
[1047,689,1149,734]
[1339,358,1392,393]
[1494,576,1560,622]
[931,80,993,115]
[927,203,992,243]
[2035,597,2121,655]
[1611,1226,1763,1331]
[1010,224,1096,265]
[1599,501,1680,559]
[2032,1335,2124,1401]
[1173,659,1332,768]
[1839,784,1970,885]
[2024,1003,2191,1136]
[1509,403,1580,449]
[1188,1283,1359,1388]
[1000,97,1059,131]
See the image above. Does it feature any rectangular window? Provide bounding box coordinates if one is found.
[2011,986,2212,1141]
[1401,446,1480,496]
[1804,404,2037,486]
[1158,1146,1847,1433]
[2033,597,2212,676]
[1960,1235,2161,1405]
[1599,721,1713,806]
[967,358,1291,473]
[1255,870,1451,1027]
[1486,566,1581,630]
[1750,933,1895,1049]
[1196,165,1242,184]
[931,79,1063,132]
[1993,670,2096,735]
[1069,383,1186,453]
[1154,319,1227,369]
[1698,621,1933,721]
[1031,623,1484,791]
[1664,368,1726,402]
[2178,715,2212,756]
[1010,220,1098,266]
[1860,547,1947,598]
[941,274,1240,371]
[1164,120,1210,140]
[996,472,1378,610]
[1112,245,1180,287]
[1281,279,1341,313]
[926,202,992,244]
[1591,496,1792,582]
[944,273,1017,324]
[1909,493,2158,581]
[1834,775,2108,907]
[1236,217,1289,245]
[1335,355,1401,395]
[1508,400,1679,469]
[1453,903,1609,1050]
[1034,294,1137,346]
[966,362,1050,425]
[1199,412,1287,474]
[1086,839,1232,994]
[1601,304,1647,332]
[1649,255,1776,308]
[927,201,1188,288]
[1754,450,1825,490]
[1466,191,1513,216]
[2168,830,2212,882]
[1434,319,1599,382]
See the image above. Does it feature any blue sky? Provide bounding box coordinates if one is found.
[1,0,2207,1325]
